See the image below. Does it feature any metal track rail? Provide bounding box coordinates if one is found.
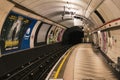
[0,45,71,80]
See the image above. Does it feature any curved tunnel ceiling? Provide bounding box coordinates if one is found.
[11,0,104,28]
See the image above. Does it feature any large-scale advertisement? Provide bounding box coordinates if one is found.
[47,26,56,44]
[101,32,108,53]
[1,11,37,54]
[47,26,65,44]
[57,28,65,42]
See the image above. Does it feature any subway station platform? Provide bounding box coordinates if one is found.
[47,44,118,80]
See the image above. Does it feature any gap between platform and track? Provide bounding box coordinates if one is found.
[45,45,75,80]
[54,49,71,79]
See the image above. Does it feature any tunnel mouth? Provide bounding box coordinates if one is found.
[68,31,84,44]
[62,26,84,45]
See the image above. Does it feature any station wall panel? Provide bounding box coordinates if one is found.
[92,24,120,64]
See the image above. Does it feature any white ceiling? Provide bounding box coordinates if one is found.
[12,0,104,28]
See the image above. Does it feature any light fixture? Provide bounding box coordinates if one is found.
[62,1,76,20]
[62,1,84,27]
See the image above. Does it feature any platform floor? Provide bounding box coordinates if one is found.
[61,44,117,80]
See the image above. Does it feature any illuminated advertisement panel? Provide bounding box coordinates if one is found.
[1,11,37,54]
[47,26,65,44]
[47,26,56,44]
[57,28,65,42]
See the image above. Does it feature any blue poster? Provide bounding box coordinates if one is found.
[20,20,37,49]
[1,11,37,54]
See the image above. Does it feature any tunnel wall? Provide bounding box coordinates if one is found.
[91,0,120,28]
[90,0,120,66]
[92,18,120,66]
[0,0,66,56]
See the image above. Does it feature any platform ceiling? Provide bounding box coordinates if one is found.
[12,0,104,28]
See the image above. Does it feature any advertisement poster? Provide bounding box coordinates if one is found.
[108,30,115,49]
[20,20,37,49]
[52,27,62,42]
[47,26,65,44]
[47,26,56,44]
[1,11,37,54]
[57,28,65,42]
[98,31,102,48]
[92,33,98,45]
[102,32,108,53]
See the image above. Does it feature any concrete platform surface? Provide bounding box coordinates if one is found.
[63,44,117,80]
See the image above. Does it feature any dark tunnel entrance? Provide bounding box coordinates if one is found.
[62,26,84,45]
[68,31,84,44]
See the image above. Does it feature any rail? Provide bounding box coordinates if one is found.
[0,43,72,80]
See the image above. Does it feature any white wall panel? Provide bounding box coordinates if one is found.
[91,13,103,27]
[97,0,120,22]
[112,0,120,10]
[37,23,51,43]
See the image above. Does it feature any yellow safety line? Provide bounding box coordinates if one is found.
[54,48,72,79]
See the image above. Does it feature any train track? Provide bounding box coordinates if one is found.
[0,45,71,80]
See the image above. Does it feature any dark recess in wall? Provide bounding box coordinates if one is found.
[94,10,105,23]
[62,26,84,45]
